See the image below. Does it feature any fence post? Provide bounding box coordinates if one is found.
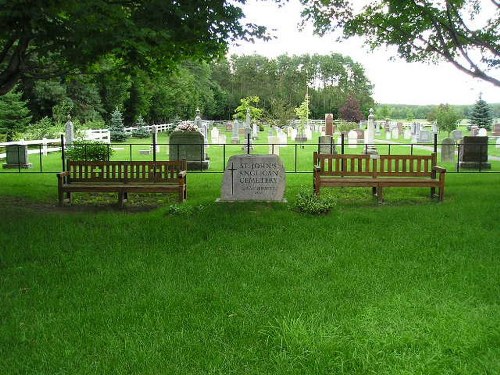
[152,130,157,163]
[433,133,438,153]
[341,133,345,154]
[61,134,65,171]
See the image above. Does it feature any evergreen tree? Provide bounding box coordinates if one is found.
[109,108,128,142]
[132,115,150,138]
[470,95,493,130]
[0,89,31,141]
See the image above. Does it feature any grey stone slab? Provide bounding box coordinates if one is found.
[220,154,286,202]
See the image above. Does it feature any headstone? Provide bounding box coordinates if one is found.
[348,130,357,148]
[325,113,334,135]
[232,120,240,144]
[441,138,455,163]
[219,154,286,202]
[290,128,297,141]
[318,135,336,154]
[385,131,391,140]
[478,128,487,137]
[451,129,463,141]
[304,127,312,141]
[432,123,438,134]
[226,122,233,132]
[277,129,287,146]
[355,129,364,144]
[364,108,377,154]
[417,130,432,143]
[397,122,403,134]
[169,130,209,170]
[252,123,259,139]
[218,134,227,144]
[268,135,279,155]
[471,126,479,136]
[403,128,412,140]
[459,136,490,169]
[391,127,399,139]
[492,124,500,137]
[3,144,32,169]
[211,127,220,144]
[65,115,74,146]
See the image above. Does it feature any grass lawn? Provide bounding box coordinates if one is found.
[1,162,500,373]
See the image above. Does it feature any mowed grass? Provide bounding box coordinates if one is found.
[0,172,499,374]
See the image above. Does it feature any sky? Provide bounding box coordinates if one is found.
[228,0,499,106]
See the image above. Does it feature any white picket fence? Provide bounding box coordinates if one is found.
[0,138,61,159]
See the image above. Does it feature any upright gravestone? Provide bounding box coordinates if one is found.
[211,127,220,144]
[403,128,412,140]
[232,120,240,144]
[219,154,286,202]
[417,130,432,143]
[478,128,487,137]
[169,129,210,170]
[459,136,490,169]
[391,127,399,139]
[318,136,336,154]
[348,130,357,148]
[451,129,463,141]
[470,126,479,136]
[355,129,364,144]
[441,138,455,163]
[65,115,74,146]
[325,114,334,136]
[3,144,32,169]
[492,124,500,137]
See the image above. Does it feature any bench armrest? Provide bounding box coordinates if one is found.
[177,170,187,178]
[433,166,446,173]
[57,171,70,179]
[314,165,321,173]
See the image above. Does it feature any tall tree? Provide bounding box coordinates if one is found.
[0,0,269,95]
[0,89,31,141]
[434,104,461,136]
[339,94,364,123]
[297,0,500,86]
[470,95,493,130]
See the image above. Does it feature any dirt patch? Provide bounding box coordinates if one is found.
[0,193,176,214]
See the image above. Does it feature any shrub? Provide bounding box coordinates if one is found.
[132,115,150,138]
[24,117,63,140]
[66,140,114,161]
[293,189,336,215]
[336,120,358,133]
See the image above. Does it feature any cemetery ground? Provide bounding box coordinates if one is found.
[1,168,499,374]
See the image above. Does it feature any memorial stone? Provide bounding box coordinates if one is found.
[169,130,209,170]
[451,129,463,141]
[478,128,487,137]
[220,154,286,202]
[403,128,412,139]
[65,115,74,146]
[3,144,32,169]
[417,130,432,143]
[441,138,455,163]
[471,126,479,136]
[348,130,357,148]
[318,136,336,154]
[459,136,490,169]
[492,124,500,137]
[325,114,334,135]
[211,127,220,144]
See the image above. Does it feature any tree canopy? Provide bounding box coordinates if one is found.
[0,0,268,95]
[296,0,500,86]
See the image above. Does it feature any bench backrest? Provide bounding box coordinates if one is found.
[377,154,436,177]
[66,160,187,183]
[314,152,376,177]
[314,152,437,178]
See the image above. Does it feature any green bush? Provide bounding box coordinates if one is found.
[65,140,114,161]
[24,117,63,140]
[293,189,336,215]
[336,120,358,133]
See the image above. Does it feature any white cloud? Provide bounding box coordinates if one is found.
[228,0,499,105]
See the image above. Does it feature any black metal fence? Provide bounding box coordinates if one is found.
[1,133,499,174]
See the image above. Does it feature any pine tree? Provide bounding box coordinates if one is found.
[0,90,32,141]
[109,108,128,142]
[132,115,150,138]
[470,95,493,130]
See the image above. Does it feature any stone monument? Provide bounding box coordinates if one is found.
[219,154,286,202]
[441,138,455,163]
[459,136,490,169]
[2,143,32,169]
[169,123,210,170]
[364,108,377,154]
[325,113,334,136]
[65,115,74,146]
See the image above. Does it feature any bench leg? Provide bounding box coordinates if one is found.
[58,189,64,206]
[377,186,384,203]
[439,186,445,202]
[430,187,436,198]
[179,187,184,202]
[118,191,125,208]
[372,186,377,196]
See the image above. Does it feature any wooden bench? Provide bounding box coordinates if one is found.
[57,160,187,206]
[313,152,446,202]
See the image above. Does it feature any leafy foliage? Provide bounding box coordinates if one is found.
[293,189,336,215]
[65,140,113,161]
[0,0,270,95]
[233,96,263,121]
[339,94,364,122]
[432,104,461,136]
[298,0,500,86]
